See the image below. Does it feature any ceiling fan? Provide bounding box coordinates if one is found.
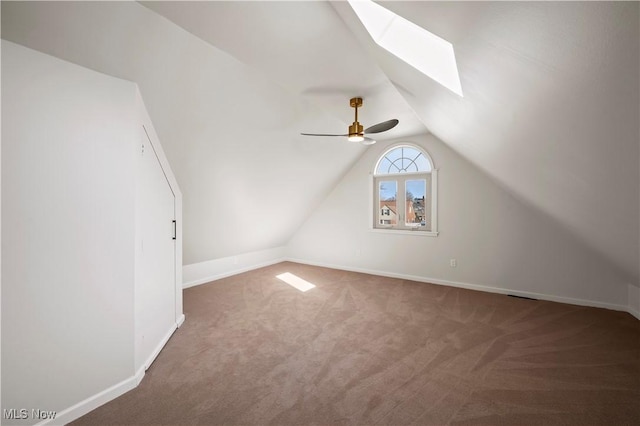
[301,97,399,145]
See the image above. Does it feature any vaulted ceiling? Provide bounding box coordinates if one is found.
[2,1,638,284]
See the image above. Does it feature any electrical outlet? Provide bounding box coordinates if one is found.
[450,259,457,268]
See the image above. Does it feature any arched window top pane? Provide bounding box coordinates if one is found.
[375,145,432,175]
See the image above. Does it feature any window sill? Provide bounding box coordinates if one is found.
[369,228,439,237]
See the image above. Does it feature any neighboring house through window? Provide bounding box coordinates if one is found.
[372,144,438,235]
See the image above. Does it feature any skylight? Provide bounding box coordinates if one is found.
[348,0,463,97]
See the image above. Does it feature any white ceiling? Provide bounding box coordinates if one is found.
[330,1,639,284]
[130,0,640,284]
[141,1,427,139]
[2,1,638,283]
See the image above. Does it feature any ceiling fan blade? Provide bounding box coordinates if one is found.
[362,137,376,145]
[364,119,399,134]
[300,133,348,137]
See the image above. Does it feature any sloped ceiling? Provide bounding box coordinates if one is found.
[2,1,638,285]
[2,1,421,264]
[334,1,640,285]
[139,1,426,138]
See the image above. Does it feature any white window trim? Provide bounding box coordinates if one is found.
[368,170,438,237]
[369,143,438,236]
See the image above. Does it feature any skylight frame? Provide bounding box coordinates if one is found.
[348,0,463,97]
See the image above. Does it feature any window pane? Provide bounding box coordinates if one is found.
[405,179,426,227]
[384,149,402,173]
[414,154,430,172]
[378,181,397,226]
[403,147,420,162]
[385,148,402,163]
[376,157,392,175]
[375,146,430,175]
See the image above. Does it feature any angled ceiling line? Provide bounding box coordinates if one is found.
[348,0,463,97]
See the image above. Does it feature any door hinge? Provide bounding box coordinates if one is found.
[172,220,176,240]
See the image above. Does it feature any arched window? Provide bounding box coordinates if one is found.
[373,144,437,234]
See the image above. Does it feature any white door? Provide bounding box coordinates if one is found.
[136,129,176,371]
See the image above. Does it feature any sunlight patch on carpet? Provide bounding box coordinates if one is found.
[276,272,316,292]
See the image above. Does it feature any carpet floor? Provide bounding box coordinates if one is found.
[73,261,640,425]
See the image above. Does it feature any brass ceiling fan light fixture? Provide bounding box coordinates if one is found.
[301,97,399,145]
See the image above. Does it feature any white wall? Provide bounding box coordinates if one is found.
[636,20,640,315]
[1,41,167,425]
[629,285,640,319]
[333,1,640,287]
[1,1,366,267]
[287,133,630,310]
[183,246,287,288]
[1,4,4,413]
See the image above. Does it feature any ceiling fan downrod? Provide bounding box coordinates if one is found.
[348,97,364,142]
[299,96,398,145]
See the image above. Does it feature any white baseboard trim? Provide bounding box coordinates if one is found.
[286,257,632,315]
[36,372,139,426]
[627,284,640,320]
[183,246,286,289]
[134,365,145,386]
[176,313,186,328]
[32,258,637,426]
[38,318,183,426]
[143,322,178,371]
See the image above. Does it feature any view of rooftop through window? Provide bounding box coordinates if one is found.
[374,145,433,231]
[378,180,426,227]
[348,0,463,96]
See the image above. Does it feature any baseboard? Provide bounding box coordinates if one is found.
[185,253,637,318]
[35,372,141,426]
[142,322,178,371]
[176,313,186,328]
[134,365,146,386]
[32,258,636,426]
[183,246,286,288]
[37,317,183,426]
[286,257,632,315]
[627,284,640,320]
